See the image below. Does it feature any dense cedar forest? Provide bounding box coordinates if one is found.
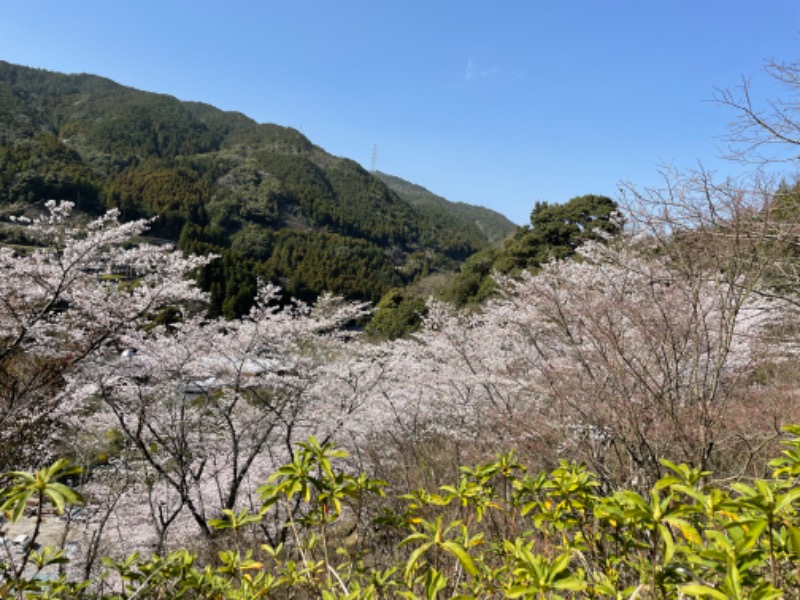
[3,58,800,598]
[0,60,516,317]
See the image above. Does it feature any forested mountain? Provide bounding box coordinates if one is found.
[444,193,622,305]
[0,60,512,315]
[372,171,516,245]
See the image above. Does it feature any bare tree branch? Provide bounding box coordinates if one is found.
[714,60,800,164]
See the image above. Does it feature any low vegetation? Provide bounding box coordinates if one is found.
[2,430,800,598]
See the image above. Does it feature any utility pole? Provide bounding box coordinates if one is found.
[370,144,378,172]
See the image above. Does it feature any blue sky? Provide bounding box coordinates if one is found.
[1,1,798,224]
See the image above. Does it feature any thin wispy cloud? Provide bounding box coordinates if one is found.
[465,59,500,81]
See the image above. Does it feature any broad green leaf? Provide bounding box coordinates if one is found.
[441,541,478,577]
[551,576,587,591]
[665,516,702,545]
[659,523,675,563]
[404,543,432,579]
[787,523,800,556]
[774,487,800,513]
[680,584,730,599]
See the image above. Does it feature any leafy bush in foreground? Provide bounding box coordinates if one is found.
[2,428,800,599]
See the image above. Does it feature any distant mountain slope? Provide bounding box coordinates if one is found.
[373,171,516,244]
[0,61,512,315]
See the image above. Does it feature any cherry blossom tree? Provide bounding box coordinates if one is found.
[65,285,371,550]
[364,172,800,491]
[1,202,379,566]
[0,201,208,471]
[490,239,780,487]
[3,185,799,573]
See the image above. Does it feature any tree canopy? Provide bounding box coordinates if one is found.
[446,193,622,305]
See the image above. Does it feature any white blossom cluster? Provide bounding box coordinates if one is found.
[2,198,797,575]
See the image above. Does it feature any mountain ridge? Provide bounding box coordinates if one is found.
[0,60,515,315]
[373,170,516,244]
